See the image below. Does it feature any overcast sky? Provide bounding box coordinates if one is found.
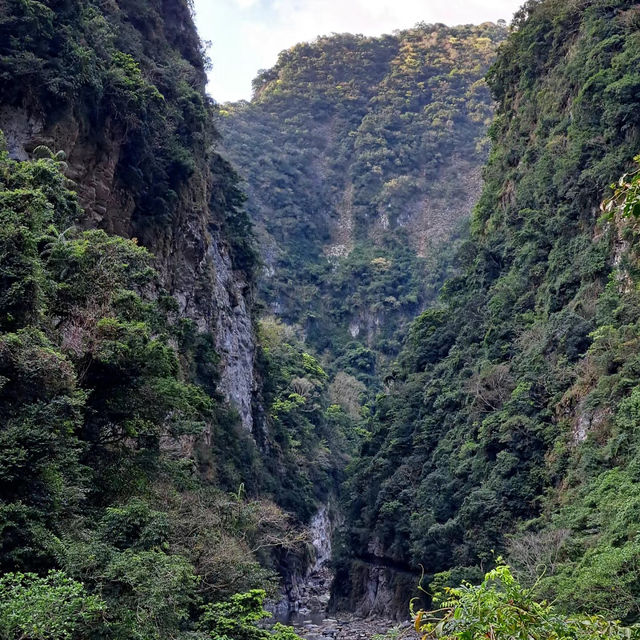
[193,0,524,103]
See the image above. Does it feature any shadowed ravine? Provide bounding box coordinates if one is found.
[4,0,640,637]
[272,506,412,640]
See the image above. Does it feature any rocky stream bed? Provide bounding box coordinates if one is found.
[282,566,414,640]
[272,506,417,640]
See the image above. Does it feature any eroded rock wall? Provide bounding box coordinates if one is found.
[0,0,257,432]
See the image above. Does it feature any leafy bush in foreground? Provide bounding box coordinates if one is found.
[199,589,302,640]
[414,563,638,640]
[0,571,105,639]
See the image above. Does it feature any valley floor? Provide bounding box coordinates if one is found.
[291,612,412,640]
[274,561,413,640]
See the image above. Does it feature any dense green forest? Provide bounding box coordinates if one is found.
[0,0,355,636]
[5,0,640,637]
[338,0,640,624]
[0,143,297,638]
[218,23,505,394]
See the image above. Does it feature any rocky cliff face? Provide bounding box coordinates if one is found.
[208,236,256,432]
[272,502,338,628]
[339,0,640,622]
[0,0,257,431]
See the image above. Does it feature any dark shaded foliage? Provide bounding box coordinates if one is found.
[341,0,640,621]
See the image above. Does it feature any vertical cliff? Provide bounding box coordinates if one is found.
[0,6,353,604]
[0,3,317,634]
[338,0,640,620]
[0,0,257,431]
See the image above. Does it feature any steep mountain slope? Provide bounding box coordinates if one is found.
[0,0,353,515]
[338,0,640,620]
[0,0,353,636]
[218,24,506,386]
[0,0,258,430]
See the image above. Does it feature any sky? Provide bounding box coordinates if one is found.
[193,0,525,103]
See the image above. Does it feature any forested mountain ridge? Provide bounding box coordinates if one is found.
[218,24,506,388]
[338,0,640,621]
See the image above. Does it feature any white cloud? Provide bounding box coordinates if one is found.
[233,0,260,8]
[193,0,524,102]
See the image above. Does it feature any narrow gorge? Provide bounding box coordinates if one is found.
[2,0,640,639]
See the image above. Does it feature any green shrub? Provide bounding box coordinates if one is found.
[199,589,302,640]
[0,571,105,640]
[415,563,639,640]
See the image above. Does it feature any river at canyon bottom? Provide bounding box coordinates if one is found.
[273,506,415,640]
